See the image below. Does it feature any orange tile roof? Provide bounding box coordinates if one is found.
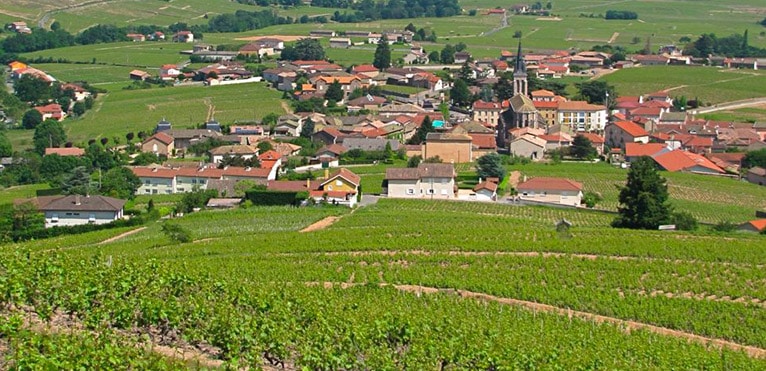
[531,89,555,97]
[146,132,174,145]
[472,100,504,110]
[652,150,724,173]
[744,219,766,231]
[469,134,497,149]
[558,101,606,111]
[317,76,360,84]
[579,132,605,144]
[323,168,361,187]
[352,64,379,73]
[517,177,583,192]
[613,121,649,137]
[258,150,282,160]
[533,101,559,109]
[625,143,667,157]
[630,107,663,117]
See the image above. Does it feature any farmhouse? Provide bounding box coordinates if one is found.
[470,180,499,201]
[129,70,151,81]
[423,133,473,163]
[37,195,126,228]
[509,134,546,160]
[34,104,66,121]
[209,145,259,165]
[738,219,766,233]
[172,31,194,43]
[651,150,724,174]
[516,177,583,206]
[604,121,649,150]
[329,38,351,48]
[384,163,456,199]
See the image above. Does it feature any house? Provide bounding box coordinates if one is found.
[578,132,606,156]
[206,198,242,209]
[329,38,351,48]
[129,70,151,81]
[310,168,361,207]
[633,54,669,66]
[209,145,259,164]
[472,100,505,128]
[147,31,165,41]
[454,52,472,64]
[37,195,126,228]
[738,219,766,233]
[423,132,474,163]
[8,61,28,72]
[8,21,31,34]
[384,163,456,199]
[557,101,608,132]
[60,83,91,102]
[172,31,194,43]
[238,43,275,57]
[316,143,347,161]
[159,64,182,80]
[516,177,583,206]
[163,129,222,151]
[746,166,766,186]
[651,150,724,174]
[45,147,85,157]
[311,75,363,99]
[126,33,146,42]
[510,134,546,160]
[141,132,175,157]
[312,127,345,145]
[155,118,172,133]
[11,67,56,83]
[342,138,400,152]
[347,95,387,111]
[34,104,65,121]
[604,121,649,150]
[471,180,498,201]
[274,114,303,137]
[352,64,380,78]
[131,165,276,195]
[230,125,266,136]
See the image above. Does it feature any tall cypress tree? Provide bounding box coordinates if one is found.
[373,36,391,70]
[612,156,672,230]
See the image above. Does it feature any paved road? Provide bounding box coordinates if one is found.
[691,97,766,114]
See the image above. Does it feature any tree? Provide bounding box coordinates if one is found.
[612,156,672,230]
[162,222,192,243]
[455,42,467,52]
[373,36,391,70]
[408,116,434,144]
[281,38,325,61]
[476,153,506,181]
[440,44,456,64]
[493,76,515,101]
[671,211,698,231]
[22,109,43,129]
[428,51,440,63]
[61,166,93,195]
[14,74,52,103]
[761,17,766,27]
[582,191,602,208]
[33,119,67,155]
[575,80,617,107]
[132,152,160,166]
[325,79,344,103]
[407,155,422,168]
[570,135,597,160]
[300,117,315,138]
[450,78,472,107]
[743,148,766,169]
[0,132,12,157]
[405,23,417,33]
[458,61,474,82]
[257,140,273,152]
[100,166,141,199]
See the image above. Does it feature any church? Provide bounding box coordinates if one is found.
[497,42,541,148]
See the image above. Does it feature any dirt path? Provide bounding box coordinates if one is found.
[508,170,521,188]
[607,32,619,44]
[311,282,766,358]
[280,100,293,114]
[300,216,341,233]
[98,227,147,245]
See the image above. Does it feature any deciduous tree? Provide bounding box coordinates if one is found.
[33,119,67,155]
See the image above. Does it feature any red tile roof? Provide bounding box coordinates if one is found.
[268,180,319,192]
[469,134,497,149]
[613,121,649,137]
[743,219,766,232]
[472,100,504,110]
[473,181,498,192]
[45,147,85,157]
[258,150,282,161]
[652,150,724,173]
[352,64,379,73]
[147,132,174,145]
[531,89,555,97]
[517,177,583,192]
[323,168,361,187]
[630,107,663,117]
[533,101,559,109]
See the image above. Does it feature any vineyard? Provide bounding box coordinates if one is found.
[2,199,766,368]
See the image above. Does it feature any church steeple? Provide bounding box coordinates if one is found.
[513,40,528,96]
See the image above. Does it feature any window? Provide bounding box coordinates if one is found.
[327,185,333,191]
[335,180,343,186]
[145,180,150,185]
[406,188,415,195]
[427,189,434,194]
[51,213,58,222]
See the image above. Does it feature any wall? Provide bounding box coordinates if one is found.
[45,210,120,228]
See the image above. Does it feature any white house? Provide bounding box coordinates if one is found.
[556,101,608,132]
[384,163,456,199]
[37,195,126,228]
[516,177,583,206]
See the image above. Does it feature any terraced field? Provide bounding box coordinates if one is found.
[2,199,765,368]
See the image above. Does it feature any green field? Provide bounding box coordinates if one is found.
[601,66,766,104]
[0,183,50,204]
[1,199,766,368]
[700,106,766,122]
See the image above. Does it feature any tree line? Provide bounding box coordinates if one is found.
[684,31,766,58]
[317,0,462,22]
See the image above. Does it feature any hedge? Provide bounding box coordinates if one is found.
[245,189,308,206]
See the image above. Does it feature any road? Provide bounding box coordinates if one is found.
[691,97,766,115]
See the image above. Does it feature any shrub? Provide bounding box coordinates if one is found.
[162,222,192,243]
[671,211,698,231]
[712,221,738,233]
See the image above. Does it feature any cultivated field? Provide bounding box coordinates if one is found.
[1,199,765,368]
[601,66,766,105]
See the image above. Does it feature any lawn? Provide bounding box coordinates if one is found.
[600,66,766,104]
[22,42,192,68]
[61,82,287,143]
[700,106,766,123]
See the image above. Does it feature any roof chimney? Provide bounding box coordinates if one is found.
[324,168,329,180]
[306,178,311,190]
[74,195,81,205]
